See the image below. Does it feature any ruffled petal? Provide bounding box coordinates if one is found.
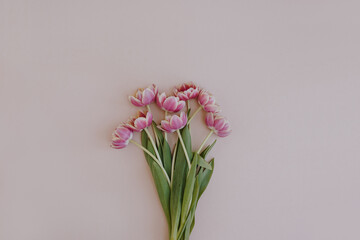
[142,88,155,105]
[180,112,187,125]
[115,127,132,140]
[129,96,144,107]
[135,90,142,100]
[170,115,183,130]
[207,96,216,105]
[160,120,173,133]
[163,96,177,112]
[124,123,138,132]
[174,101,185,112]
[205,113,215,127]
[214,117,226,130]
[134,118,147,131]
[156,92,167,106]
[217,129,231,137]
[145,112,153,126]
[203,104,219,113]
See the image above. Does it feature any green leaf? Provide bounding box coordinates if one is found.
[162,139,172,177]
[147,140,156,164]
[186,176,200,238]
[197,155,212,170]
[198,158,215,199]
[169,125,192,239]
[170,142,186,239]
[142,131,171,229]
[181,124,193,161]
[190,216,195,233]
[141,131,152,166]
[200,139,217,159]
[177,176,200,240]
[180,153,199,227]
[151,161,171,228]
[152,121,164,145]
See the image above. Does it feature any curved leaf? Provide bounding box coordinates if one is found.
[180,153,199,227]
[169,125,192,239]
[197,155,212,170]
[151,162,171,227]
[200,139,216,159]
[162,138,172,177]
[152,121,164,145]
[198,158,215,199]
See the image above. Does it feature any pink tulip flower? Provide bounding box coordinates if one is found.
[111,126,133,149]
[125,111,153,132]
[158,112,188,133]
[156,92,185,112]
[205,113,231,137]
[198,89,220,113]
[174,82,200,101]
[129,84,158,107]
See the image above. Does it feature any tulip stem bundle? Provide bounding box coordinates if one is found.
[111,83,231,240]
[130,139,171,185]
[147,105,160,145]
[144,127,162,164]
[170,142,177,187]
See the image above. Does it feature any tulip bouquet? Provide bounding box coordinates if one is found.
[111,83,230,240]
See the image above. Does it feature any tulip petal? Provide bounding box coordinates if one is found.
[124,123,137,131]
[129,96,143,107]
[163,96,177,112]
[177,92,188,101]
[180,112,187,124]
[145,112,153,126]
[217,128,231,137]
[218,122,230,131]
[136,90,142,100]
[115,127,132,140]
[142,88,155,105]
[134,118,147,131]
[175,101,185,112]
[170,115,183,130]
[198,92,209,106]
[207,96,216,105]
[204,104,219,113]
[157,92,167,106]
[205,113,215,127]
[160,120,173,132]
[214,118,226,130]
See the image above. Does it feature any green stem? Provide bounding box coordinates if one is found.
[164,111,168,141]
[186,100,190,112]
[187,106,202,124]
[144,128,162,166]
[147,105,159,146]
[197,130,214,154]
[130,140,170,185]
[176,129,191,169]
[170,142,178,187]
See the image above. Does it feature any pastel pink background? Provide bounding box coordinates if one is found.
[1,1,360,240]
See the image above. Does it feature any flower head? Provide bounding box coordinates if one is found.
[125,110,153,132]
[174,82,200,101]
[129,84,158,107]
[158,112,188,133]
[111,126,133,149]
[198,89,220,113]
[205,113,231,137]
[156,92,185,112]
